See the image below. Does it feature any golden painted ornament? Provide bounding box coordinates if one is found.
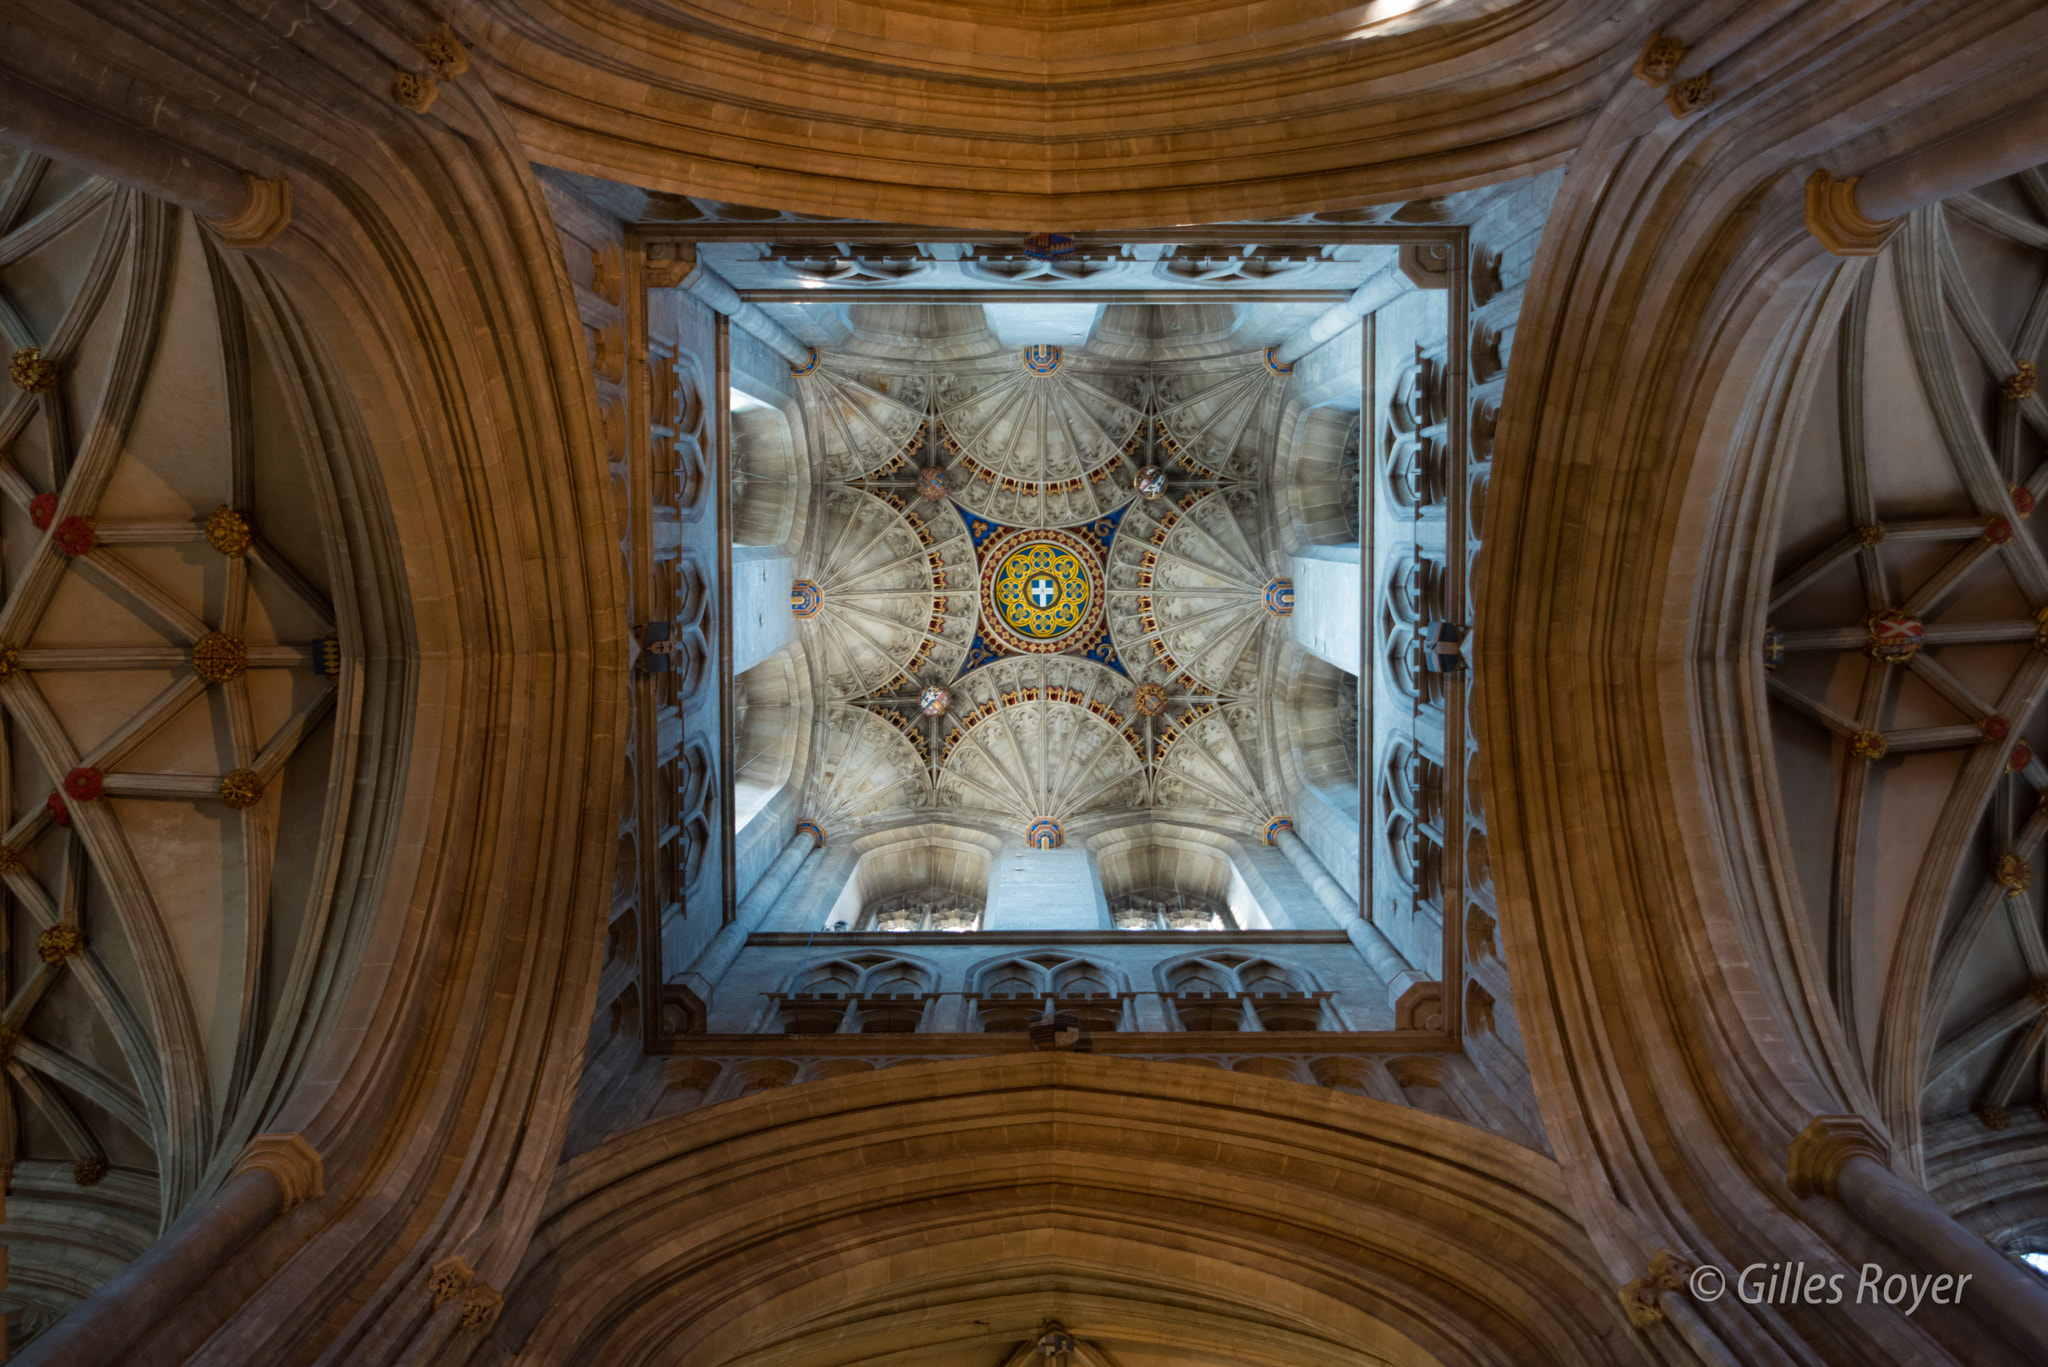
[1849,730,1888,760]
[1133,681,1170,717]
[219,769,265,809]
[9,346,57,393]
[205,505,253,557]
[36,923,85,965]
[979,527,1104,655]
[0,642,17,678]
[2004,360,2038,401]
[1996,852,2032,893]
[72,1156,107,1187]
[192,631,248,683]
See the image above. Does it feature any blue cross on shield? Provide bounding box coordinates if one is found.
[1029,576,1060,608]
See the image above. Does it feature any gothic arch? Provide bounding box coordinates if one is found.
[502,1054,1633,1367]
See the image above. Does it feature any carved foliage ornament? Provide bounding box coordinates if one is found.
[1665,72,1713,119]
[53,516,95,556]
[419,23,469,80]
[1632,31,1687,85]
[193,631,248,683]
[2005,361,2039,402]
[1617,1250,1694,1330]
[9,346,57,393]
[392,69,438,113]
[219,769,265,810]
[206,505,253,556]
[36,923,85,965]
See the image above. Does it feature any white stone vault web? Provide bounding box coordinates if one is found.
[1765,184,2048,1155]
[0,157,343,1234]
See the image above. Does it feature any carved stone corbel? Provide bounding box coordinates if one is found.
[1665,72,1713,119]
[460,1282,504,1331]
[419,24,469,81]
[1786,1113,1889,1198]
[228,1132,324,1212]
[1632,31,1686,86]
[1394,980,1444,1031]
[428,1255,474,1306]
[1804,170,1902,257]
[392,70,438,114]
[1616,1249,1693,1329]
[207,175,291,251]
[645,241,695,290]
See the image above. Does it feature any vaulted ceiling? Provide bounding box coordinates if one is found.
[759,313,1344,853]
[0,150,363,1333]
[1764,168,2048,1171]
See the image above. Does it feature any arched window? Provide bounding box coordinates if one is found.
[1166,957,1242,1031]
[1161,956,1326,1032]
[778,957,932,1034]
[974,958,1049,1032]
[857,886,984,932]
[780,961,861,1034]
[1239,959,1323,1032]
[1049,958,1122,1032]
[1109,888,1234,931]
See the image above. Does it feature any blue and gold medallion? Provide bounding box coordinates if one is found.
[979,527,1106,655]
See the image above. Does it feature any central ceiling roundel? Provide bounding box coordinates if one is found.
[980,526,1104,654]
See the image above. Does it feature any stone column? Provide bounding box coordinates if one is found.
[16,1135,321,1367]
[1274,261,1406,363]
[670,258,812,368]
[0,71,288,248]
[676,829,815,1007]
[1789,1115,2048,1359]
[1274,828,1433,1013]
[1809,101,2048,255]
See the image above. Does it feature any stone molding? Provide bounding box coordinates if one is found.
[1804,170,1903,256]
[228,1133,324,1213]
[207,174,292,250]
[1788,1115,1891,1199]
[519,1052,1629,1366]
